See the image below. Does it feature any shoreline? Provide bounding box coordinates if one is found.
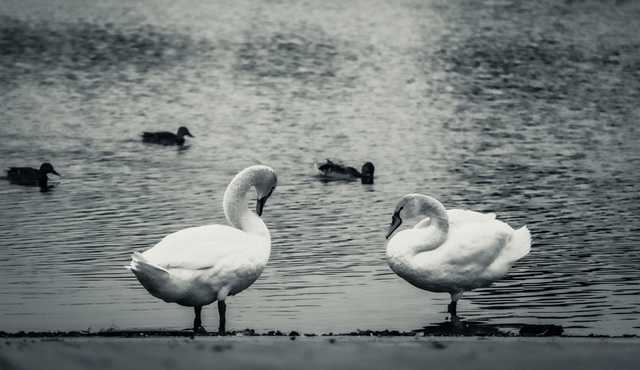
[0,326,636,339]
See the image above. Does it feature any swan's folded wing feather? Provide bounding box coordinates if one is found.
[442,221,511,270]
[490,226,531,267]
[142,224,267,270]
[447,209,496,224]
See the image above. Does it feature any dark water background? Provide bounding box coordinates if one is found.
[1,0,639,336]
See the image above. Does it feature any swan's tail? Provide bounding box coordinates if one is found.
[506,226,531,262]
[128,252,175,301]
[129,252,167,272]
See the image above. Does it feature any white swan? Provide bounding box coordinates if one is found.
[385,194,531,319]
[128,165,277,334]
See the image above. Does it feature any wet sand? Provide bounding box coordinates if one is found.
[1,336,638,370]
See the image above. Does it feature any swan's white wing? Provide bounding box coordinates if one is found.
[142,224,268,270]
[440,220,530,281]
[490,225,531,267]
[405,221,513,291]
[447,209,496,224]
[440,220,512,270]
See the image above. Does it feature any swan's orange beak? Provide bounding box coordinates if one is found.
[386,212,403,239]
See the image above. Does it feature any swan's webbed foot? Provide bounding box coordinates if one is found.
[218,300,227,336]
[194,326,208,335]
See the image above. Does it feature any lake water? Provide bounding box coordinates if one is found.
[1,0,639,336]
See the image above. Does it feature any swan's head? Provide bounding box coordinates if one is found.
[39,162,60,176]
[360,162,374,184]
[254,166,278,216]
[223,165,278,231]
[177,126,194,138]
[249,166,278,216]
[385,194,446,239]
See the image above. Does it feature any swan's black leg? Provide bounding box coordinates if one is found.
[448,300,458,318]
[193,306,207,334]
[218,300,227,335]
[448,292,463,321]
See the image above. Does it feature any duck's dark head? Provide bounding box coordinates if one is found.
[177,126,194,138]
[360,162,375,184]
[38,163,59,192]
[39,163,60,176]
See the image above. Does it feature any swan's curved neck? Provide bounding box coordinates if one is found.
[414,196,449,249]
[390,195,450,257]
[222,168,269,239]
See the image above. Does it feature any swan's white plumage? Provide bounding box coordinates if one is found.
[447,209,496,224]
[129,165,276,310]
[386,195,531,298]
[142,225,269,270]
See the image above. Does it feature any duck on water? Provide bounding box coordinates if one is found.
[142,126,194,146]
[5,162,60,192]
[317,159,374,184]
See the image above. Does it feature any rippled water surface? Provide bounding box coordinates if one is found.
[1,0,639,336]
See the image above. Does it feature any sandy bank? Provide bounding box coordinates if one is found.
[1,336,639,370]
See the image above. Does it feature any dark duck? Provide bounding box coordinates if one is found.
[6,162,60,192]
[142,126,194,146]
[317,159,375,184]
